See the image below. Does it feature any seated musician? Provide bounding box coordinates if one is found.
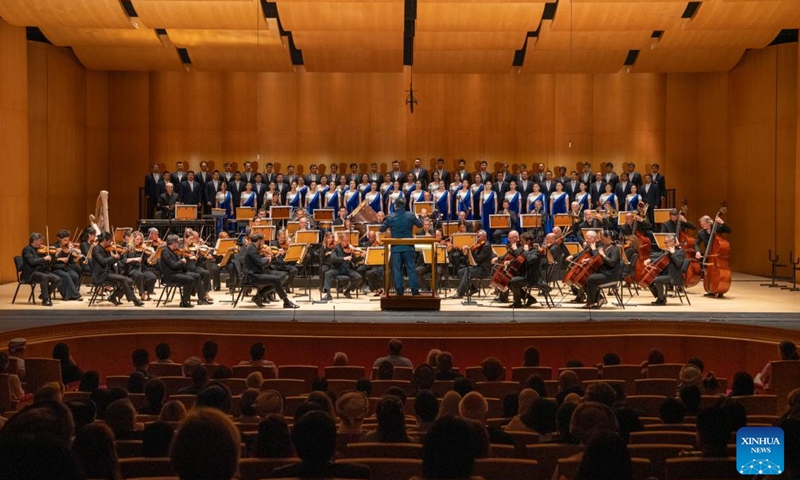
[619,211,652,237]
[320,232,364,301]
[661,209,695,234]
[360,231,385,295]
[160,234,205,308]
[449,230,494,300]
[157,182,180,219]
[79,228,97,278]
[456,211,474,232]
[123,231,157,302]
[51,229,84,301]
[269,229,298,291]
[243,233,299,309]
[183,230,215,304]
[416,218,434,237]
[495,230,523,303]
[510,231,548,308]
[21,233,62,306]
[415,229,446,294]
[319,231,336,282]
[644,234,686,306]
[492,199,519,244]
[569,230,620,309]
[91,232,144,307]
[575,210,599,244]
[332,207,348,227]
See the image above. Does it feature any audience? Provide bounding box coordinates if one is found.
[0,352,26,404]
[453,377,474,397]
[570,401,619,444]
[522,346,540,367]
[79,370,100,392]
[730,371,755,397]
[555,370,584,405]
[434,351,458,380]
[138,378,166,415]
[412,363,435,393]
[182,356,202,377]
[35,381,64,403]
[755,340,799,389]
[333,351,349,366]
[253,390,284,419]
[576,430,633,480]
[105,399,142,440]
[336,391,369,434]
[439,391,462,418]
[72,422,121,480]
[154,342,175,364]
[202,340,219,366]
[240,341,278,378]
[159,399,188,422]
[131,348,154,379]
[413,390,439,435]
[246,371,264,389]
[251,414,294,458]
[523,373,548,397]
[178,368,208,394]
[6,337,27,380]
[459,391,513,445]
[196,383,232,414]
[416,416,478,480]
[377,359,394,380]
[362,395,415,443]
[355,378,373,396]
[66,398,97,430]
[373,338,413,368]
[238,388,260,423]
[426,348,441,369]
[555,401,580,444]
[679,385,702,415]
[142,420,174,457]
[52,342,83,385]
[505,388,539,431]
[480,357,504,381]
[659,397,687,424]
[689,405,732,457]
[171,408,241,480]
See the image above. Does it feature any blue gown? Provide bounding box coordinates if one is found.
[548,192,568,233]
[326,189,340,210]
[505,191,521,215]
[306,189,321,216]
[367,191,382,213]
[481,191,496,238]
[626,193,641,212]
[575,192,591,212]
[457,188,472,220]
[435,190,450,221]
[527,192,547,218]
[217,191,232,235]
[344,189,360,214]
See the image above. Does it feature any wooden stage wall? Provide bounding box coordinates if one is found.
[0,31,799,281]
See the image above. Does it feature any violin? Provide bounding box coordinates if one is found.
[37,246,58,256]
[343,245,364,257]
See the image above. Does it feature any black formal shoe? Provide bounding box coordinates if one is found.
[283,299,299,309]
[42,299,53,307]
[526,294,538,306]
[468,286,480,296]
[133,300,145,307]
[411,291,420,296]
[344,291,352,299]
[180,302,194,308]
[321,293,332,302]
[110,297,122,306]
[449,294,464,299]
[253,296,265,308]
[511,302,524,308]
[203,297,215,304]
[198,299,213,306]
[651,299,667,306]
[595,298,607,308]
[214,286,221,291]
[582,303,596,309]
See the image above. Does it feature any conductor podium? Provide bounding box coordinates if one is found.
[380,237,441,311]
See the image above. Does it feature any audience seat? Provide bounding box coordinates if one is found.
[557,457,651,480]
[278,365,319,389]
[106,375,129,391]
[486,397,503,418]
[544,380,559,397]
[639,416,662,426]
[557,367,599,382]
[647,363,684,379]
[747,414,779,426]
[159,377,193,396]
[512,366,553,382]
[466,366,507,382]
[582,379,625,393]
[489,444,517,458]
[486,417,511,429]
[216,378,247,395]
[345,442,422,459]
[625,395,667,417]
[629,431,697,446]
[643,423,697,432]
[231,365,276,380]
[475,381,520,399]
[128,393,147,410]
[634,378,677,397]
[371,380,411,397]
[340,458,421,480]
[732,394,778,416]
[769,360,800,414]
[474,458,539,480]
[628,444,692,480]
[262,379,308,397]
[698,395,724,411]
[63,391,91,402]
[601,364,644,395]
[431,380,454,397]
[324,366,366,380]
[327,379,358,396]
[118,457,175,479]
[167,394,196,410]
[524,444,583,480]
[282,396,305,417]
[237,457,300,480]
[24,358,62,394]
[115,440,143,458]
[664,457,738,480]
[506,431,541,453]
[372,366,413,381]
[146,363,183,377]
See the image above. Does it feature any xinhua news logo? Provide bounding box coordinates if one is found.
[737,426,784,475]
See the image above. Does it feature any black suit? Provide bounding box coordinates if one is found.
[639,183,660,222]
[434,169,450,185]
[648,248,686,302]
[243,244,288,301]
[492,181,509,198]
[388,170,406,184]
[158,193,180,219]
[585,244,621,304]
[539,181,557,196]
[661,219,696,234]
[160,246,202,304]
[91,245,137,303]
[517,180,534,200]
[241,171,257,185]
[263,172,278,185]
[221,172,235,184]
[195,171,210,187]
[456,241,493,296]
[178,181,202,206]
[615,181,632,199]
[510,247,544,304]
[170,171,187,186]
[411,168,428,186]
[454,169,471,183]
[205,181,221,211]
[603,172,619,188]
[229,181,245,205]
[328,173,341,186]
[628,172,642,187]
[144,172,161,218]
[323,244,363,292]
[252,182,267,210]
[590,181,607,207]
[533,172,546,184]
[21,245,61,301]
[651,173,666,204]
[305,173,321,185]
[474,171,491,185]
[285,173,299,185]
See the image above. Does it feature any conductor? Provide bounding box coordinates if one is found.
[380,196,423,296]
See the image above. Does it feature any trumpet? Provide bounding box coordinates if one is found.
[606,207,619,219]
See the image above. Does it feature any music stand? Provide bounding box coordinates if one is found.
[654,209,672,224]
[214,237,237,254]
[346,230,360,245]
[211,208,227,219]
[652,233,671,250]
[491,244,508,258]
[565,242,582,255]
[284,244,308,263]
[176,205,198,220]
[520,214,542,229]
[366,247,387,266]
[114,227,132,244]
[251,225,276,241]
[286,221,300,237]
[553,214,571,228]
[452,233,476,249]
[581,228,603,239]
[489,214,511,229]
[270,206,292,221]
[236,206,255,221]
[367,224,382,234]
[314,208,334,223]
[442,221,459,236]
[618,214,627,226]
[414,201,434,216]
[295,230,320,245]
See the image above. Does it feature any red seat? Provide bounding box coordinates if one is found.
[324,366,366,380]
[512,366,553,382]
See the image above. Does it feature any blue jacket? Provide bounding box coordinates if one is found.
[380,209,423,252]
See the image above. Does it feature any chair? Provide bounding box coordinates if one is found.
[23,358,62,394]
[732,394,778,416]
[582,379,626,394]
[628,444,692,480]
[629,430,697,446]
[512,366,553,382]
[327,379,358,396]
[431,380,454,397]
[475,381,520,399]
[231,365,277,380]
[558,457,651,480]
[747,414,780,426]
[237,458,300,480]
[63,391,90,402]
[648,363,685,379]
[230,256,267,308]
[147,363,183,377]
[474,458,539,480]
[115,440,143,458]
[11,256,37,304]
[128,393,147,410]
[278,365,319,388]
[597,264,626,309]
[486,397,504,418]
[558,367,600,382]
[167,394,196,410]
[345,442,422,459]
[601,364,644,396]
[505,431,541,453]
[634,378,677,397]
[341,458,422,480]
[324,366,366,380]
[87,261,120,306]
[118,458,175,479]
[489,444,517,458]
[371,380,411,396]
[669,258,692,305]
[372,366,413,381]
[0,374,18,412]
[768,360,800,414]
[644,423,697,432]
[524,444,583,480]
[262,378,308,397]
[159,376,192,396]
[283,396,305,417]
[625,395,669,417]
[664,457,738,480]
[466,366,507,382]
[544,380,559,397]
[155,261,185,308]
[216,378,247,395]
[106,375,129,390]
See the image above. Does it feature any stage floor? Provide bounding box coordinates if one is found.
[1,272,798,334]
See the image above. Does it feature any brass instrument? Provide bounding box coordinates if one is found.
[607,207,619,219]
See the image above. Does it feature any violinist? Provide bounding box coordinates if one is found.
[91,232,144,307]
[22,233,62,306]
[268,229,298,290]
[183,230,215,303]
[146,227,163,248]
[321,232,364,301]
[190,229,221,292]
[123,231,157,301]
[51,230,83,301]
[495,230,524,304]
[643,234,685,306]
[510,231,547,308]
[244,232,298,309]
[160,234,205,308]
[661,209,696,234]
[450,230,493,300]
[694,215,730,257]
[79,228,97,278]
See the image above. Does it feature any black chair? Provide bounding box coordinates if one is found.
[155,260,185,308]
[87,259,120,307]
[12,256,37,305]
[231,256,274,308]
[669,258,691,305]
[598,250,629,309]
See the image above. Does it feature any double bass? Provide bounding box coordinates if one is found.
[625,202,652,284]
[676,200,701,288]
[702,202,731,296]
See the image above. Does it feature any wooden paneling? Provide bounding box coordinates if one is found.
[0,20,29,283]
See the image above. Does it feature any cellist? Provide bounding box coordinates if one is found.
[694,215,731,257]
[509,231,546,308]
[643,234,686,306]
[495,230,524,304]
[566,230,621,309]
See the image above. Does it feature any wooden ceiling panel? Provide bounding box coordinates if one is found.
[415,31,526,50]
[551,0,686,31]
[656,28,779,49]
[413,50,516,74]
[685,0,800,30]
[168,29,282,48]
[40,26,161,47]
[292,31,402,50]
[303,49,404,72]
[632,48,745,72]
[419,0,548,3]
[72,45,183,70]
[0,0,132,28]
[189,46,294,71]
[417,3,544,31]
[521,48,628,73]
[132,0,268,29]
[277,3,404,31]
[533,26,654,50]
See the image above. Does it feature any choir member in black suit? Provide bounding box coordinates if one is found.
[252,174,267,210]
[563,171,581,202]
[21,233,61,306]
[327,164,341,187]
[241,161,257,185]
[204,171,221,215]
[170,161,187,186]
[285,165,299,186]
[579,162,593,185]
[625,162,642,187]
[454,158,471,184]
[388,160,406,184]
[91,233,143,307]
[639,174,660,223]
[433,158,450,186]
[474,161,492,185]
[602,163,618,189]
[615,172,633,199]
[532,163,546,184]
[590,172,607,207]
[650,163,666,207]
[157,171,172,197]
[539,171,557,196]
[229,173,245,205]
[410,158,428,188]
[305,164,321,185]
[263,162,278,185]
[516,170,535,202]
[221,162,235,184]
[196,161,211,186]
[178,172,202,207]
[144,163,161,218]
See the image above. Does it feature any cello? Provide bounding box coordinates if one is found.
[624,202,652,284]
[702,202,731,297]
[563,244,604,288]
[676,199,701,288]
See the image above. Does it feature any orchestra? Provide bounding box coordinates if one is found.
[19,160,730,311]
